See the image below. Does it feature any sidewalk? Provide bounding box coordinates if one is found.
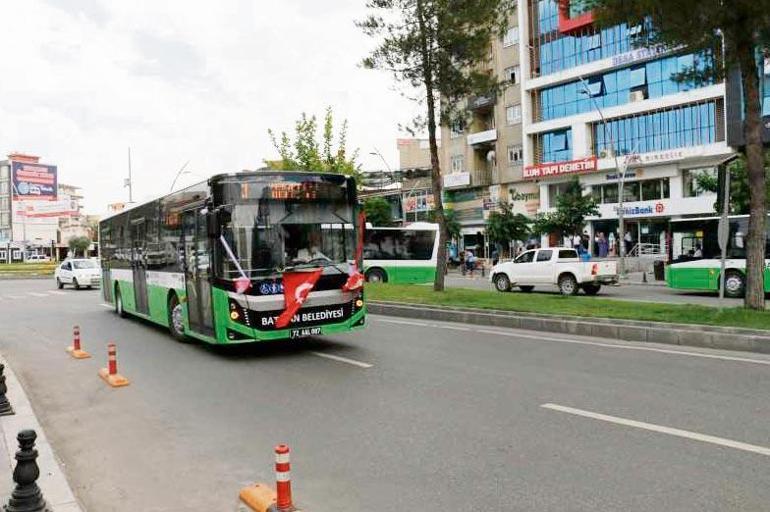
[0,359,83,511]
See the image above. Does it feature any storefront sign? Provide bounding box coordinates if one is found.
[614,202,665,216]
[11,162,57,201]
[605,171,639,181]
[638,149,685,164]
[508,185,540,215]
[443,172,470,188]
[404,193,435,213]
[611,44,673,67]
[523,157,597,180]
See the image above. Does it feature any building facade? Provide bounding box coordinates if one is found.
[397,138,435,223]
[518,0,733,254]
[439,9,531,252]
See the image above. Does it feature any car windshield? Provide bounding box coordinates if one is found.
[72,260,98,269]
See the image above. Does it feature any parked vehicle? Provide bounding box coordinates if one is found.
[55,259,101,290]
[25,254,50,262]
[490,247,618,296]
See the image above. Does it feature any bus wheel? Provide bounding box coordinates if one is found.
[366,269,387,283]
[115,288,126,318]
[168,294,188,342]
[724,271,745,298]
[493,273,511,292]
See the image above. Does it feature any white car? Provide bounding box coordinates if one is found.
[490,247,618,295]
[55,259,101,290]
[26,254,50,262]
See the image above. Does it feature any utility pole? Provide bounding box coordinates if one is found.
[125,147,134,204]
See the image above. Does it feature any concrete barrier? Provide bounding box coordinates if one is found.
[368,301,770,354]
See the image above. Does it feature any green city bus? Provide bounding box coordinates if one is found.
[363,222,439,284]
[666,215,770,297]
[99,171,366,344]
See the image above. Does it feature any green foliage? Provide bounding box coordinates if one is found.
[266,107,361,182]
[530,178,599,238]
[363,197,395,227]
[485,202,530,246]
[694,154,770,215]
[68,236,91,257]
[429,208,461,240]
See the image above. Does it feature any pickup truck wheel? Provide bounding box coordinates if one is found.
[519,286,534,293]
[493,273,511,292]
[582,283,601,296]
[558,274,579,296]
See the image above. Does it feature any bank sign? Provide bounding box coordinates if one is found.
[11,162,57,201]
[523,157,597,180]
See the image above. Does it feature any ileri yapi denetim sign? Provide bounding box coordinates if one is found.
[523,157,597,180]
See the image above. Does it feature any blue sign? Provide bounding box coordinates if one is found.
[259,282,284,295]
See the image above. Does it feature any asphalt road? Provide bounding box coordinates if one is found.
[0,279,768,511]
[445,275,745,307]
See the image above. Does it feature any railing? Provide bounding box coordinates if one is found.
[469,169,493,187]
[627,243,664,257]
[467,129,497,146]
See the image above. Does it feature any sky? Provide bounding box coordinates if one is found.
[0,0,420,215]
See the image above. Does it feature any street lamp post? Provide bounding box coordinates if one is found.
[578,76,631,276]
[369,147,393,190]
[169,161,191,193]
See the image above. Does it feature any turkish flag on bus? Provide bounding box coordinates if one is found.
[276,269,324,329]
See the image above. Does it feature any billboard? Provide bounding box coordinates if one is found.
[11,161,57,201]
[15,199,78,218]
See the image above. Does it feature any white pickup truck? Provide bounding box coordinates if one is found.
[490,247,618,296]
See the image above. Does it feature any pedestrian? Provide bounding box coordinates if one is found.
[597,232,609,258]
[465,249,476,277]
[608,232,616,257]
[624,230,633,255]
[491,247,499,266]
[572,233,581,249]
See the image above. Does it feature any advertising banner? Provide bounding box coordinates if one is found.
[404,193,435,213]
[523,157,597,180]
[11,161,57,201]
[15,199,78,218]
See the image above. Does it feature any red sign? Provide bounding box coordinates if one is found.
[275,269,324,329]
[523,157,598,180]
[558,0,594,33]
[655,202,665,214]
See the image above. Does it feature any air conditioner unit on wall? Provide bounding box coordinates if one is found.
[629,90,645,103]
[599,149,615,159]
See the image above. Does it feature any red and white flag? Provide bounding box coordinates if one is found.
[275,269,323,329]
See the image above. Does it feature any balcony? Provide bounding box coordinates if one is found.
[468,93,496,112]
[467,129,497,146]
[469,168,492,187]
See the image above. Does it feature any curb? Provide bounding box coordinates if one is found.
[368,301,770,354]
[0,359,84,511]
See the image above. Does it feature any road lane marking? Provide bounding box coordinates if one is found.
[99,303,114,309]
[310,352,373,369]
[372,317,770,366]
[49,291,67,296]
[5,295,25,299]
[541,403,770,457]
[28,292,49,297]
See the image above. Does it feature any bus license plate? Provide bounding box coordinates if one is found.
[290,327,321,339]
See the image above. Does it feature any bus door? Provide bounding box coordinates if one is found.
[130,218,149,315]
[182,210,215,337]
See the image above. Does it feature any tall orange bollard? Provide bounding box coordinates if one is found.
[98,343,130,387]
[239,444,301,511]
[66,325,91,359]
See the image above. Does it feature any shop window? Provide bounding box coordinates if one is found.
[601,183,618,203]
[641,179,661,200]
[548,182,572,205]
[623,181,641,202]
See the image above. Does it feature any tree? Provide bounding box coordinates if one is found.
[363,197,395,226]
[429,208,461,241]
[359,0,515,291]
[695,154,770,215]
[587,1,770,308]
[266,107,362,182]
[485,202,530,256]
[68,236,91,258]
[530,178,599,239]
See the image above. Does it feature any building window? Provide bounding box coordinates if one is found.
[538,52,713,121]
[0,183,7,195]
[593,101,720,156]
[503,26,519,47]
[683,167,718,197]
[450,155,465,173]
[548,182,573,205]
[505,65,520,85]
[0,212,9,227]
[0,197,7,210]
[536,129,572,163]
[0,166,8,179]
[507,144,523,165]
[450,122,464,139]
[506,104,522,125]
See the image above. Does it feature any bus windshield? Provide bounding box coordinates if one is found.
[215,177,356,279]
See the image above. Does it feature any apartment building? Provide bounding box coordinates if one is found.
[518,0,734,254]
[440,9,533,250]
[397,138,435,222]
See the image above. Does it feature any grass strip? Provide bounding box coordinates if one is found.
[367,283,770,331]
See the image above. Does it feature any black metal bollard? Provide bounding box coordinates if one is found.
[4,430,50,512]
[0,364,14,417]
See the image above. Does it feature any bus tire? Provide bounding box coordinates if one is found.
[115,286,127,318]
[724,270,745,298]
[582,283,601,296]
[167,293,188,342]
[365,268,387,283]
[558,273,579,296]
[493,273,511,292]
